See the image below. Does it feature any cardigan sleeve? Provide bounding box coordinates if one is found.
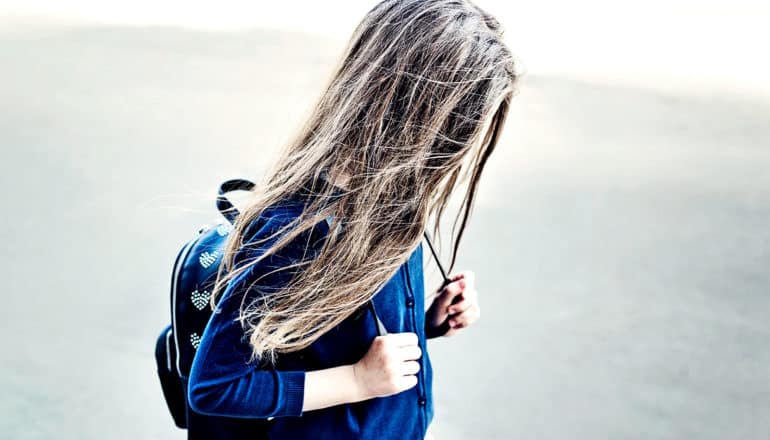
[425,320,451,339]
[187,211,326,419]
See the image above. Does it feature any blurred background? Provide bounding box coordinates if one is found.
[1,1,768,439]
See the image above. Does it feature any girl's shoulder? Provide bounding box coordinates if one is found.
[235,199,328,268]
[218,200,325,309]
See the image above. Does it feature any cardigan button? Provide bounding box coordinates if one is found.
[406,297,415,308]
[418,396,427,406]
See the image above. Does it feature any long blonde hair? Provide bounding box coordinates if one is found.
[212,0,519,364]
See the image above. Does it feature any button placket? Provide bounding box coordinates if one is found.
[401,253,427,437]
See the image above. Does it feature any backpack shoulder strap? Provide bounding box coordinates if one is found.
[322,215,389,336]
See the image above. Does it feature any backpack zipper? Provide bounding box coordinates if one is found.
[171,237,198,376]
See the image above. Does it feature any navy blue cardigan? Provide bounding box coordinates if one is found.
[186,194,435,439]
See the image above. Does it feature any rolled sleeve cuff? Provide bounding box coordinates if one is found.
[425,320,450,339]
[278,370,306,417]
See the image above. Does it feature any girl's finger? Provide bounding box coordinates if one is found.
[449,270,475,286]
[398,345,422,361]
[433,280,464,312]
[387,332,419,347]
[447,297,472,315]
[440,278,465,299]
[448,306,480,328]
[448,315,468,329]
[400,360,421,376]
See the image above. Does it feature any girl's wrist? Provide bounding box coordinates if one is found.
[303,363,371,412]
[350,362,373,402]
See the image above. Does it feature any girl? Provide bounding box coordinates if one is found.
[186,0,518,438]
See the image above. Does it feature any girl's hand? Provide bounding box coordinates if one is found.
[426,270,480,337]
[353,332,422,399]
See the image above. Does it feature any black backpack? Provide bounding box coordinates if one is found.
[154,178,450,430]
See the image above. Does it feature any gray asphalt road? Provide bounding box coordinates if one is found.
[1,22,768,440]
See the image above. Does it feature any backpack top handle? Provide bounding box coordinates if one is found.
[217,178,256,224]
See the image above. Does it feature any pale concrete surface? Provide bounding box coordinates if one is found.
[1,22,768,440]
